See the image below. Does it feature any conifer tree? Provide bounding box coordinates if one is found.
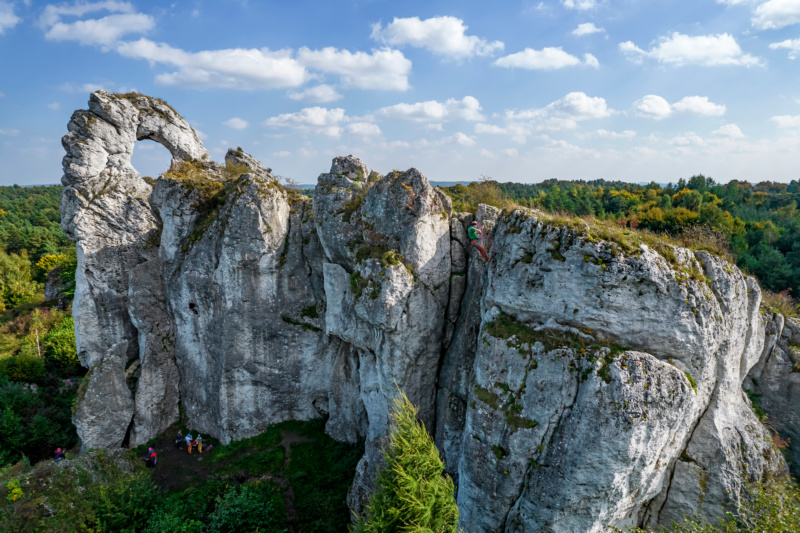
[354,390,459,532]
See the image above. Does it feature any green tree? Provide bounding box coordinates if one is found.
[0,250,38,310]
[354,390,459,533]
[43,316,78,367]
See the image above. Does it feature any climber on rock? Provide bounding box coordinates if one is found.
[468,221,490,262]
[189,300,199,316]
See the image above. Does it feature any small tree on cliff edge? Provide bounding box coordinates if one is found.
[354,390,459,533]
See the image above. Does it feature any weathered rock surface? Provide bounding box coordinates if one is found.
[746,313,800,477]
[62,92,792,531]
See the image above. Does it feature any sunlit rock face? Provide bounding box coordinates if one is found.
[63,92,788,532]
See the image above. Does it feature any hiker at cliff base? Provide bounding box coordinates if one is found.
[146,447,157,468]
[175,431,183,450]
[468,221,490,262]
[189,300,198,315]
[186,432,193,454]
[54,448,65,462]
[196,434,203,454]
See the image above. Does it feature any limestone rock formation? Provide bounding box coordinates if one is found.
[61,92,792,532]
[746,313,800,477]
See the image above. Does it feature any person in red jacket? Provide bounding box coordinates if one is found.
[146,447,157,468]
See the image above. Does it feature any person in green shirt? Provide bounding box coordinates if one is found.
[468,220,490,262]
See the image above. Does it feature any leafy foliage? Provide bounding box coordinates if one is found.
[354,390,459,532]
[441,177,800,298]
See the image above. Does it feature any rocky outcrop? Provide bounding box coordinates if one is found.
[62,92,791,531]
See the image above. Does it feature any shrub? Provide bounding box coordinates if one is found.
[43,316,78,367]
[761,289,799,318]
[207,481,286,533]
[354,390,459,532]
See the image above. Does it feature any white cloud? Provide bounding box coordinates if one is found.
[47,102,61,111]
[479,148,497,159]
[194,129,208,140]
[502,148,519,157]
[454,132,476,146]
[0,92,5,97]
[753,0,800,30]
[591,129,637,139]
[58,82,109,92]
[477,92,611,144]
[563,0,598,10]
[545,91,611,119]
[370,16,503,59]
[424,123,443,131]
[620,32,763,67]
[296,47,411,91]
[0,2,21,34]
[633,95,673,119]
[117,39,309,90]
[376,96,484,122]
[263,107,346,138]
[273,150,291,158]
[0,129,20,135]
[770,38,800,59]
[40,2,154,47]
[771,114,800,127]
[673,96,726,116]
[287,84,342,103]
[716,0,753,5]
[713,124,745,137]
[345,122,382,136]
[223,117,248,129]
[572,22,605,36]
[495,47,599,69]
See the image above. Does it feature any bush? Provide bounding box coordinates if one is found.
[0,352,45,383]
[208,481,286,533]
[42,316,78,366]
[354,390,459,532]
[0,250,39,310]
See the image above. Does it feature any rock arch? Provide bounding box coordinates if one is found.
[61,91,207,449]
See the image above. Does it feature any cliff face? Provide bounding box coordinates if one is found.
[61,92,790,532]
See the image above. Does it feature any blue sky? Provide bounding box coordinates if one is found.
[1,0,800,185]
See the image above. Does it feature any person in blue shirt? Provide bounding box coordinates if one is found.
[468,221,490,262]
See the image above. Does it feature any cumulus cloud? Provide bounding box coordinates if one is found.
[572,22,605,36]
[370,16,503,59]
[672,96,726,116]
[273,150,291,158]
[752,0,800,30]
[502,148,519,157]
[345,122,382,136]
[223,117,248,129]
[375,96,484,122]
[454,132,476,146]
[287,84,342,103]
[424,123,443,131]
[40,1,154,47]
[633,95,673,119]
[771,114,800,127]
[296,47,411,91]
[476,92,612,143]
[620,32,762,67]
[0,2,21,34]
[591,129,637,139]
[58,82,109,93]
[770,38,800,59]
[713,124,745,137]
[263,107,346,138]
[633,95,727,119]
[562,0,598,10]
[117,39,309,90]
[494,47,599,69]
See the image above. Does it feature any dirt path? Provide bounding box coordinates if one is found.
[276,430,313,533]
[143,429,312,532]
